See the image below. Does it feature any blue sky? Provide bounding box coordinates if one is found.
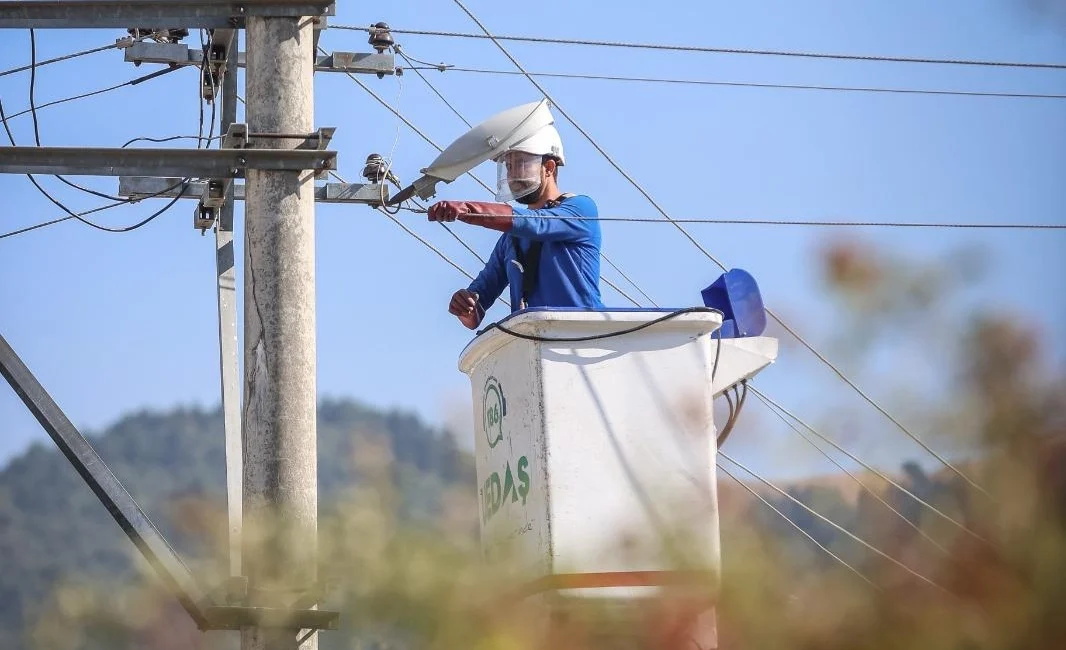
[1,0,1063,480]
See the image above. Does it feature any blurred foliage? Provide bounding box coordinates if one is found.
[2,240,1064,649]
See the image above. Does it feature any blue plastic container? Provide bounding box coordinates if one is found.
[700,269,767,338]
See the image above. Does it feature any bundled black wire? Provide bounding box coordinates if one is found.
[28,29,130,202]
[477,306,724,341]
[0,30,205,238]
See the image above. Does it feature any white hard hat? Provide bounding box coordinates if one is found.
[501,124,565,165]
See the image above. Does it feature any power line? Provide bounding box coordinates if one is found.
[718,452,952,594]
[377,43,654,306]
[27,29,127,202]
[451,0,995,498]
[1,201,122,239]
[330,51,647,307]
[717,463,880,591]
[0,181,189,240]
[334,23,1066,71]
[378,205,476,282]
[747,385,996,549]
[749,388,951,555]
[395,192,488,265]
[404,65,1066,101]
[0,39,191,236]
[601,253,659,307]
[1,64,181,122]
[339,32,970,577]
[324,170,505,304]
[0,36,139,79]
[2,92,173,233]
[397,207,1065,231]
[394,47,472,127]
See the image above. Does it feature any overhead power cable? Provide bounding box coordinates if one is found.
[601,254,659,307]
[0,178,188,240]
[717,463,880,590]
[1,200,125,239]
[0,93,189,234]
[0,32,194,237]
[746,385,996,549]
[403,66,1066,101]
[394,47,472,127]
[27,29,127,202]
[328,49,648,306]
[719,452,951,594]
[2,64,182,122]
[749,387,951,555]
[334,23,1066,70]
[324,171,506,305]
[397,207,1064,231]
[451,0,994,498]
[334,36,966,576]
[328,175,480,286]
[0,35,143,79]
[382,43,653,306]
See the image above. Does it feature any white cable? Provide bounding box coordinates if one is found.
[750,388,951,555]
[717,463,880,591]
[746,385,996,548]
[719,452,951,594]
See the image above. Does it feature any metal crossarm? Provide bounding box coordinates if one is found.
[119,176,387,204]
[0,146,337,177]
[0,0,335,29]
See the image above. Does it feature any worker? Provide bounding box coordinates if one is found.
[427,125,603,329]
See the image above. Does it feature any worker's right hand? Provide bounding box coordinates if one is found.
[449,289,483,329]
[428,201,462,222]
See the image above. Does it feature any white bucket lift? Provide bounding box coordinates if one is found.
[459,309,777,647]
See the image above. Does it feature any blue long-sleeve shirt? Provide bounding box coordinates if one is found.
[468,194,603,313]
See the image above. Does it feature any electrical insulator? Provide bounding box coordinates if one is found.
[362,154,387,183]
[368,22,394,53]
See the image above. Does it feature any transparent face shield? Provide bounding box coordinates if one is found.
[495,150,544,202]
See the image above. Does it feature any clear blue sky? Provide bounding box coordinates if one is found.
[1,0,1064,480]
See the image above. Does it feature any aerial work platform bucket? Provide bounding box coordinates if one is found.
[458,308,778,647]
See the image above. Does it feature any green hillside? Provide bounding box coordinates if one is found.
[0,400,473,648]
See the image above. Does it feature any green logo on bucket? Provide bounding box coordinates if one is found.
[483,376,505,449]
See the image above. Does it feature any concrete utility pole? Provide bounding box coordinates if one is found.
[243,13,318,650]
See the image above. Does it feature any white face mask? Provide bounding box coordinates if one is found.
[494,150,544,202]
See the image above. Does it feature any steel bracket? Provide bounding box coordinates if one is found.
[124,41,395,75]
[119,176,388,206]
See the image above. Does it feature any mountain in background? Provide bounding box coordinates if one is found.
[0,399,472,649]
